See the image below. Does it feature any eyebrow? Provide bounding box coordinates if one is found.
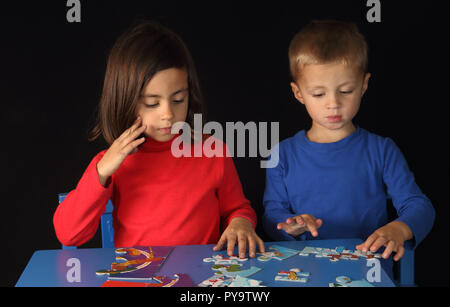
[141,88,188,98]
[308,81,355,91]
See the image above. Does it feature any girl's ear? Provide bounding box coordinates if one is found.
[290,82,305,104]
[361,73,371,97]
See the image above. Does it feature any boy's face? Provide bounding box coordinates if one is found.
[136,67,189,142]
[291,62,370,135]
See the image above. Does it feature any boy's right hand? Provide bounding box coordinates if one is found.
[96,117,147,187]
[277,214,322,237]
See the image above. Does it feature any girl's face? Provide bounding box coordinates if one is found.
[137,67,189,142]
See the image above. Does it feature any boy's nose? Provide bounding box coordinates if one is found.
[326,95,340,109]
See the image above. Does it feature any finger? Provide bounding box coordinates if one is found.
[277,222,287,231]
[293,216,306,227]
[227,235,237,257]
[285,217,296,225]
[370,236,388,253]
[129,116,142,133]
[393,245,405,262]
[257,237,265,254]
[302,216,319,237]
[122,124,147,145]
[247,235,256,258]
[122,136,146,155]
[315,218,323,228]
[360,233,379,252]
[237,234,247,258]
[213,234,227,251]
[118,117,142,141]
[382,240,396,259]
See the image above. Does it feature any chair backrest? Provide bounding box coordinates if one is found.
[58,193,115,249]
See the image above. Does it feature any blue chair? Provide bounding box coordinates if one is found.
[58,193,115,249]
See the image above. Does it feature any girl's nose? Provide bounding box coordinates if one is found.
[160,102,174,120]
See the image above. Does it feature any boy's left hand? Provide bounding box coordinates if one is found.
[356,221,413,261]
[213,217,265,259]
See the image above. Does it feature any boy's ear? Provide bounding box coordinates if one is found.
[361,73,371,97]
[290,82,305,104]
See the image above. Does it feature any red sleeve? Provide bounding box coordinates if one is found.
[53,151,113,246]
[217,153,257,230]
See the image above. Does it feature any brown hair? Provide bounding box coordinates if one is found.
[288,20,368,81]
[89,20,205,144]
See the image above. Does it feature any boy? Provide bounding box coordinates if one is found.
[262,20,435,271]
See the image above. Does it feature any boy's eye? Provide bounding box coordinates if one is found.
[340,90,353,94]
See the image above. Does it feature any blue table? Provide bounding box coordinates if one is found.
[15,239,395,287]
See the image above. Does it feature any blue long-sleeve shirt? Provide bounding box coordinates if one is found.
[263,127,435,249]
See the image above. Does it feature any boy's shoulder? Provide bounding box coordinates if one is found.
[275,127,396,152]
[277,129,307,149]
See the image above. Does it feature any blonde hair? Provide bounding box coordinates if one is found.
[288,20,368,81]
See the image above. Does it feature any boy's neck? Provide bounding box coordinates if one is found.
[306,122,356,143]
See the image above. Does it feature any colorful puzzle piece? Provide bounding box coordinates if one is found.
[228,275,265,287]
[257,245,300,262]
[203,254,248,265]
[275,268,310,283]
[198,275,234,287]
[212,263,262,278]
[299,246,381,262]
[329,276,374,287]
[96,246,172,280]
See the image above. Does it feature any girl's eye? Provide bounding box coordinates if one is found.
[173,98,185,104]
[313,93,324,98]
[145,103,159,108]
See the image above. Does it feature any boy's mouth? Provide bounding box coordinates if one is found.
[326,116,342,123]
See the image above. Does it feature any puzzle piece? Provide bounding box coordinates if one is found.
[198,275,234,287]
[228,275,265,287]
[96,246,172,280]
[352,249,382,259]
[329,276,374,287]
[203,254,248,265]
[275,268,310,283]
[257,245,300,262]
[212,263,262,278]
[299,246,381,262]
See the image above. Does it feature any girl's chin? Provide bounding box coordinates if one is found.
[151,133,176,142]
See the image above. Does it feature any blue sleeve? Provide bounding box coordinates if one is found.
[262,146,298,241]
[382,138,435,249]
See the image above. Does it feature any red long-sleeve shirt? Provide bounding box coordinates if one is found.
[53,135,257,247]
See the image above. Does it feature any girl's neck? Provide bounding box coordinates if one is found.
[306,122,356,143]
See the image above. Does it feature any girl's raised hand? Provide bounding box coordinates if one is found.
[96,117,146,187]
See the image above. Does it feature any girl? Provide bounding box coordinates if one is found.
[54,20,264,259]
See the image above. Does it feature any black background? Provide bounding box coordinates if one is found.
[1,1,448,287]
